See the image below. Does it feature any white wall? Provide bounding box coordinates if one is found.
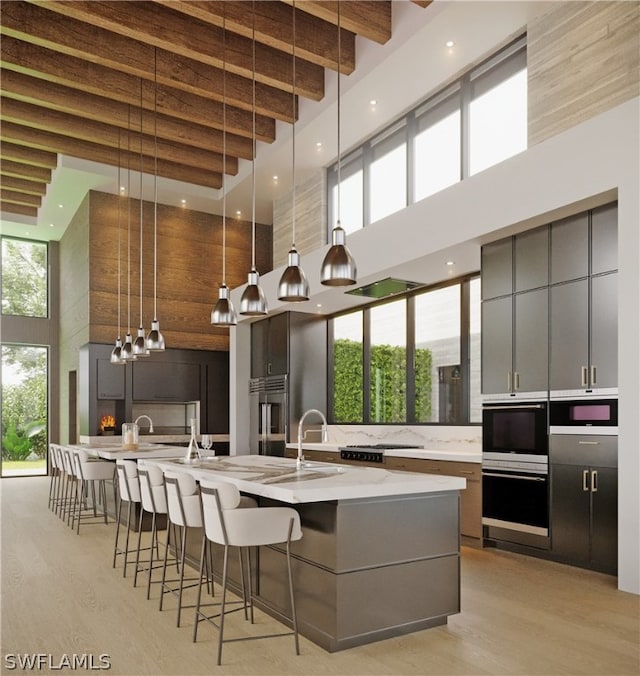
[230,98,640,594]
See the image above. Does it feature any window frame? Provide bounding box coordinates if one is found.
[328,273,481,426]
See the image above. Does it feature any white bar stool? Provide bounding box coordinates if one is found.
[136,465,177,598]
[113,459,142,576]
[194,478,303,666]
[159,470,214,628]
[47,444,63,514]
[71,448,116,534]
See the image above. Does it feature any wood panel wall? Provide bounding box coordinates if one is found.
[528,1,640,146]
[83,190,272,351]
[272,170,327,267]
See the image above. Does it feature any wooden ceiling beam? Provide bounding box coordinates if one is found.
[0,189,42,208]
[0,98,238,177]
[26,0,325,101]
[0,159,52,183]
[0,139,57,168]
[0,175,48,195]
[0,69,255,161]
[0,37,277,143]
[1,2,297,122]
[155,0,355,75]
[282,1,392,45]
[0,200,39,218]
[0,122,224,189]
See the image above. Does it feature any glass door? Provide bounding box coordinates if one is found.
[1,345,48,477]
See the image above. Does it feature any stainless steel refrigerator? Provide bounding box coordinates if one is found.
[249,374,288,456]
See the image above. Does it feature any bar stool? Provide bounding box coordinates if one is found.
[113,459,142,577]
[159,471,214,627]
[47,443,62,513]
[71,448,116,534]
[135,465,177,598]
[194,478,303,666]
[52,445,70,519]
[61,447,80,527]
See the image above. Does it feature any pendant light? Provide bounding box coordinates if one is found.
[278,0,309,302]
[110,130,125,364]
[146,47,165,351]
[240,1,268,316]
[211,6,237,326]
[121,107,136,361]
[134,79,150,356]
[321,2,357,286]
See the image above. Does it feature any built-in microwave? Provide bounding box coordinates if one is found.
[549,398,617,435]
[482,401,548,458]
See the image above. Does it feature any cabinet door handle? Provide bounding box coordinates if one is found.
[514,372,520,390]
[507,371,512,391]
[582,470,589,491]
[267,362,272,375]
[591,365,597,385]
[579,440,600,445]
[581,366,588,387]
[591,470,598,493]
[460,470,475,475]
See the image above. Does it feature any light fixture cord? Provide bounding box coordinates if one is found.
[153,47,158,319]
[127,105,132,334]
[221,6,227,285]
[291,0,296,247]
[336,1,341,227]
[117,130,121,338]
[139,77,144,327]
[251,0,256,271]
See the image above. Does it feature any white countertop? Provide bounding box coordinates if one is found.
[140,455,466,504]
[79,434,229,445]
[77,443,187,461]
[285,443,481,464]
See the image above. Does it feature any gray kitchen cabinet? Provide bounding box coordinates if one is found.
[482,288,548,395]
[481,238,512,300]
[550,212,589,284]
[590,202,618,275]
[550,272,617,392]
[514,225,549,293]
[96,358,125,399]
[132,360,201,402]
[251,312,289,377]
[550,434,617,574]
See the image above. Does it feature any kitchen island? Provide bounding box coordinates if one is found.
[140,455,465,652]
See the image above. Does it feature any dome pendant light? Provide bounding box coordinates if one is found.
[278,0,309,302]
[240,2,268,317]
[321,2,357,286]
[133,80,150,357]
[146,47,165,351]
[211,7,237,327]
[111,130,125,364]
[121,107,136,362]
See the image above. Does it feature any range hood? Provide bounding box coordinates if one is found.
[346,277,423,299]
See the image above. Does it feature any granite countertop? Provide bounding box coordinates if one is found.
[140,455,466,504]
[285,442,481,464]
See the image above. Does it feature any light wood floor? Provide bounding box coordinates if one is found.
[1,477,638,676]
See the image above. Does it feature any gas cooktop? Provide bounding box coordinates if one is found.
[339,443,423,463]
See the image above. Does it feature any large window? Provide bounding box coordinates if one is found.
[1,237,48,318]
[1,345,48,477]
[327,36,526,234]
[330,275,480,425]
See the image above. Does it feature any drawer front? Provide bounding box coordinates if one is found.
[550,435,617,467]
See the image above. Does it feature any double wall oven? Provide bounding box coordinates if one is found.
[482,400,550,548]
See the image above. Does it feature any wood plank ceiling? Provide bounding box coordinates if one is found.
[0,1,430,221]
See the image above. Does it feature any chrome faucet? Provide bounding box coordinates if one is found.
[134,415,154,434]
[297,409,328,470]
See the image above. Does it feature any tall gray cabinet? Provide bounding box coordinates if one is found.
[549,204,618,394]
[481,225,549,397]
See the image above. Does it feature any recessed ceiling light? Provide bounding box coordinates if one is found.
[445,40,454,49]
[369,99,377,106]
[120,186,126,193]
[180,199,187,205]
[316,142,322,149]
[58,203,64,208]
[236,210,242,217]
[316,303,322,308]
[446,260,455,266]
[49,223,54,227]
[273,175,278,181]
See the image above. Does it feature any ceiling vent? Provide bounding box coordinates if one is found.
[346,277,423,300]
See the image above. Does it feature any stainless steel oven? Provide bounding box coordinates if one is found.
[482,401,550,549]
